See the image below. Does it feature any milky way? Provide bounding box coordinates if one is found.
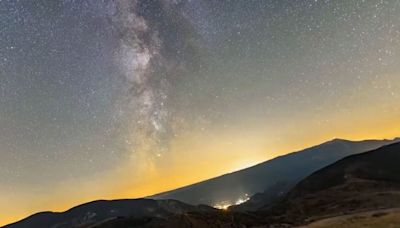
[111,0,201,160]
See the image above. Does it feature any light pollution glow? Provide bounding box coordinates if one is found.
[2,117,400,226]
[214,194,250,210]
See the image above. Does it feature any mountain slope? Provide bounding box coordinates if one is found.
[261,141,400,225]
[152,138,399,208]
[5,139,400,228]
[4,199,214,228]
[93,141,400,227]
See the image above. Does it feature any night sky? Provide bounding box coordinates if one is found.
[1,0,400,225]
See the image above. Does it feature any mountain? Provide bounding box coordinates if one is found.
[4,199,215,228]
[5,138,400,228]
[259,141,400,226]
[86,211,263,228]
[90,141,400,227]
[152,138,400,208]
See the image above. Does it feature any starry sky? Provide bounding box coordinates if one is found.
[1,0,400,225]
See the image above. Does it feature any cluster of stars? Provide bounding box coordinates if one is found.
[1,1,400,226]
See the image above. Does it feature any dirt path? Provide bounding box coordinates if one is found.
[300,207,400,228]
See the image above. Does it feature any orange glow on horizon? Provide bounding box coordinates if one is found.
[2,115,400,226]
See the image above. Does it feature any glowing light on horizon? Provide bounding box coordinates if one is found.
[213,194,250,210]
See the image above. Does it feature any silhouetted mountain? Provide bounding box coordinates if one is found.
[152,138,400,208]
[4,199,215,228]
[90,141,400,227]
[5,138,400,228]
[259,141,400,225]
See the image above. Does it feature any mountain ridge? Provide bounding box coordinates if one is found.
[91,141,400,227]
[5,137,400,228]
[256,141,400,225]
[4,199,215,228]
[152,137,400,208]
